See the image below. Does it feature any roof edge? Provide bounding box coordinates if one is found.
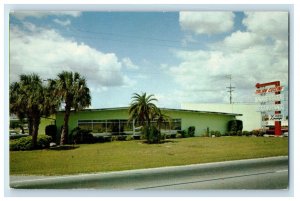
[57,107,242,116]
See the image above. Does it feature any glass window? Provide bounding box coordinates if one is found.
[171,119,181,130]
[76,118,181,134]
[78,122,93,131]
[93,122,106,133]
[106,120,120,135]
[120,120,133,134]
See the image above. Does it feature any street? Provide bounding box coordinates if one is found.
[9,156,288,191]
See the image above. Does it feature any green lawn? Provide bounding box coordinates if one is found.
[10,136,288,176]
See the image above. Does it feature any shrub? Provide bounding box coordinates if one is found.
[144,125,164,144]
[237,130,242,136]
[36,135,52,149]
[45,125,57,142]
[215,131,221,137]
[251,129,265,137]
[69,127,94,144]
[210,131,221,137]
[228,120,243,135]
[251,129,259,136]
[10,136,32,151]
[178,130,188,138]
[187,126,195,137]
[10,135,52,151]
[229,131,236,136]
[117,135,127,141]
[223,132,229,136]
[258,130,265,137]
[242,131,250,136]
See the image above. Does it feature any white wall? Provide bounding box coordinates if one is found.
[181,103,262,131]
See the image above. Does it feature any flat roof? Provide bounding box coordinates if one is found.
[58,107,242,116]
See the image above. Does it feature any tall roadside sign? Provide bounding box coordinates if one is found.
[255,81,284,136]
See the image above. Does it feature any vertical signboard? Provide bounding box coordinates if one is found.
[255,81,284,136]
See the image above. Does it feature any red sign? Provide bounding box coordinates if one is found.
[255,81,282,136]
[255,86,284,94]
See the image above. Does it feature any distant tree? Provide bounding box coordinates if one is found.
[50,71,91,145]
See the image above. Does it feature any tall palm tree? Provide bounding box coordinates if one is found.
[154,109,172,131]
[51,71,91,145]
[128,92,159,127]
[10,74,46,148]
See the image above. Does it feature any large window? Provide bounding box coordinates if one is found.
[171,119,182,130]
[155,119,181,130]
[92,120,106,133]
[78,119,134,135]
[77,118,181,134]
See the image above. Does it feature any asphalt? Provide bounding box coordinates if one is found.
[9,156,289,190]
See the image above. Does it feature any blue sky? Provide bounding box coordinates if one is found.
[9,11,289,111]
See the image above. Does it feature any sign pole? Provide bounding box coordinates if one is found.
[274,82,282,136]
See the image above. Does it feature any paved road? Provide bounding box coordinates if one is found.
[9,156,288,190]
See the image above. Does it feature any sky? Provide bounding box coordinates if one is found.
[9,11,289,110]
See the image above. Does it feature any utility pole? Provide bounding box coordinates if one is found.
[226,74,235,104]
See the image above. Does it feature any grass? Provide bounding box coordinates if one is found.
[10,136,288,176]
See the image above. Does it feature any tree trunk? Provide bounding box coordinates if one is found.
[28,117,33,136]
[60,107,70,145]
[32,117,40,149]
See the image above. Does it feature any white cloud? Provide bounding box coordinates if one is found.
[53,19,71,26]
[243,12,288,42]
[9,23,133,89]
[122,57,139,70]
[169,44,288,103]
[179,12,235,35]
[221,31,264,51]
[170,12,289,105]
[11,11,81,20]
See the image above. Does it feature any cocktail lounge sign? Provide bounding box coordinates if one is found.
[255,86,284,95]
[255,81,283,136]
[255,82,284,114]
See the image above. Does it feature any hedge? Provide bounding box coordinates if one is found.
[10,135,52,151]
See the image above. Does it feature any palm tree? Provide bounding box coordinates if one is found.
[128,92,159,127]
[10,74,46,148]
[51,71,91,145]
[154,109,172,131]
[10,81,32,135]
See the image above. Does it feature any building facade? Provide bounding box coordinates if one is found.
[181,103,261,131]
[54,107,241,136]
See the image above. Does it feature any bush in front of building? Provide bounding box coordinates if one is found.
[10,136,32,151]
[45,125,57,142]
[242,131,250,136]
[237,130,243,136]
[178,130,188,138]
[187,126,195,137]
[227,120,243,135]
[251,129,265,137]
[111,135,129,141]
[10,135,52,151]
[69,127,95,144]
[144,125,164,144]
[210,130,221,137]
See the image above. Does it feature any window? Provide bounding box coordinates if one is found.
[77,119,134,135]
[77,118,181,134]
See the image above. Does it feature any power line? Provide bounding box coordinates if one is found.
[226,74,235,104]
